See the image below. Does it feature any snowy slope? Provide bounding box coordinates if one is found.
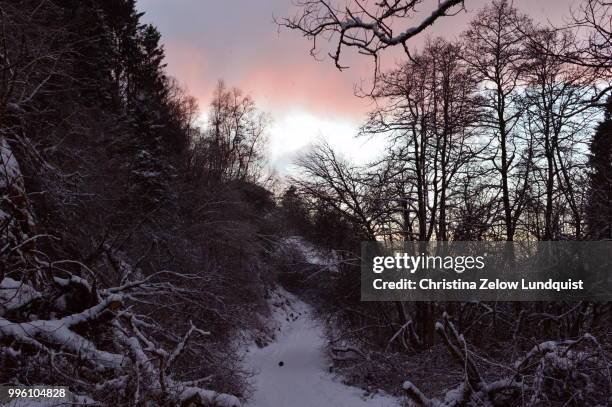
[281,236,339,270]
[244,288,400,407]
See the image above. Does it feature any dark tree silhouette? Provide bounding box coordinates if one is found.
[586,97,612,239]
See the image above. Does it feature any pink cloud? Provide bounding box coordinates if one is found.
[143,0,576,121]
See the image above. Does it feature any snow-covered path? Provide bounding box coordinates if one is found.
[244,289,400,407]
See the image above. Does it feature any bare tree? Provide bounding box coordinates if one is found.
[522,27,596,239]
[566,1,611,72]
[294,141,386,239]
[518,0,612,105]
[197,81,268,183]
[279,0,465,73]
[461,0,533,241]
[362,39,482,241]
[360,38,482,345]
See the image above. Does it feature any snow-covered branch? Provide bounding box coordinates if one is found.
[280,0,465,70]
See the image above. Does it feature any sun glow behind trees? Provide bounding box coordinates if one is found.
[264,110,386,176]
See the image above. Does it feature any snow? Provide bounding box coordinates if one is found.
[243,288,400,407]
[179,387,241,407]
[0,137,22,190]
[0,136,28,227]
[282,236,340,270]
[0,294,126,369]
[5,395,96,407]
[0,278,41,314]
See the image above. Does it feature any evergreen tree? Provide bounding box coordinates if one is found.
[281,185,312,234]
[586,97,612,239]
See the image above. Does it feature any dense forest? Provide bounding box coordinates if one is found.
[1,0,277,405]
[0,0,611,406]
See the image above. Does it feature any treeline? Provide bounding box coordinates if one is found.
[281,0,612,405]
[1,1,276,405]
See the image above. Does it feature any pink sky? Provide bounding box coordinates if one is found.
[138,0,576,173]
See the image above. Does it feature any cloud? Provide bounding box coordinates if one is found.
[138,0,576,176]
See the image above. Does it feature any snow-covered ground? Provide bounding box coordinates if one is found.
[280,236,340,271]
[243,288,400,407]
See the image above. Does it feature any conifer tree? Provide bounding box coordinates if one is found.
[586,97,612,239]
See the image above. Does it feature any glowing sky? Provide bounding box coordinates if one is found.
[138,0,575,176]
